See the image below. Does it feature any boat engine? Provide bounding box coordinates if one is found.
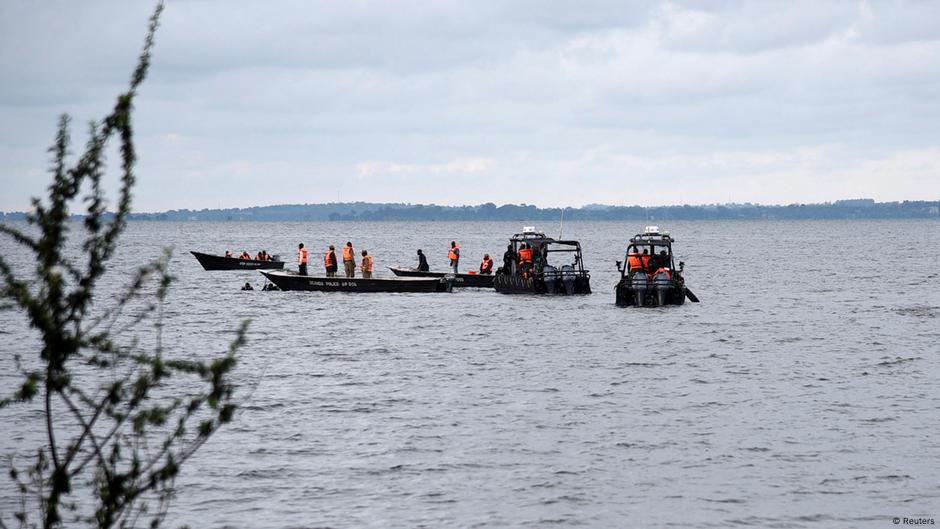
[561,264,576,295]
[543,265,559,294]
[652,270,671,306]
[631,271,649,306]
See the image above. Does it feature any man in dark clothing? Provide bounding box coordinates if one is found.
[502,244,515,275]
[416,249,430,271]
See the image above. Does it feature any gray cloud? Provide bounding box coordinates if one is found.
[1,0,938,211]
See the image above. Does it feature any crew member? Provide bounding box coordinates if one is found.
[627,250,643,272]
[224,250,232,258]
[324,245,338,277]
[518,243,533,277]
[448,241,460,273]
[343,241,356,278]
[480,254,494,275]
[255,251,264,261]
[360,250,373,279]
[416,249,429,271]
[640,249,651,272]
[502,244,515,274]
[240,251,250,260]
[297,243,308,276]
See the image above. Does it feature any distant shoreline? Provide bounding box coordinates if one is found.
[2,199,939,222]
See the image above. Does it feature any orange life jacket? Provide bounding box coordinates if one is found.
[654,267,671,280]
[361,255,373,272]
[255,253,263,261]
[480,258,493,273]
[448,245,460,261]
[225,251,232,257]
[343,246,354,261]
[297,248,308,264]
[324,250,335,267]
[240,253,249,260]
[518,248,533,264]
[627,253,643,271]
[641,254,651,270]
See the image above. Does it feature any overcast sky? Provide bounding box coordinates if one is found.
[1,1,939,211]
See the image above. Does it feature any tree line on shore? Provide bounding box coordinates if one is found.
[4,198,939,222]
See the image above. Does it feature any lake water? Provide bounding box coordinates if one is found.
[1,220,939,528]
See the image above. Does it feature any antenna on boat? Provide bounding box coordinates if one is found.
[558,207,566,239]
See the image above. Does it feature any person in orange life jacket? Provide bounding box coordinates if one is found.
[224,250,232,258]
[416,249,429,272]
[297,243,308,276]
[627,250,643,272]
[480,254,494,275]
[360,250,373,279]
[239,251,251,260]
[324,245,338,277]
[255,251,264,261]
[518,243,533,277]
[342,242,356,278]
[264,250,273,261]
[448,241,460,273]
[640,249,651,272]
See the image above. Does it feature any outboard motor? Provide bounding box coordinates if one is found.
[631,271,649,306]
[561,264,576,295]
[652,270,672,306]
[543,265,558,294]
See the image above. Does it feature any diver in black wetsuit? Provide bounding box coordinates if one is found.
[416,249,430,271]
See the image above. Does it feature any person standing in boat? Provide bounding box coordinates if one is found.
[448,241,460,273]
[627,249,643,273]
[324,245,338,277]
[480,254,494,275]
[343,241,356,278]
[518,243,533,277]
[416,249,430,271]
[502,244,515,275]
[360,250,373,279]
[297,243,308,276]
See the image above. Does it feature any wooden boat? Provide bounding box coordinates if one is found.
[614,226,699,307]
[492,227,591,295]
[191,251,284,271]
[259,270,453,293]
[387,266,495,288]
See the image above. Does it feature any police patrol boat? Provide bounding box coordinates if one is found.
[191,251,285,271]
[259,270,453,293]
[614,226,698,306]
[493,227,591,295]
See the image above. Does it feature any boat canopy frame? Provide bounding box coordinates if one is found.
[506,232,588,277]
[620,233,678,278]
